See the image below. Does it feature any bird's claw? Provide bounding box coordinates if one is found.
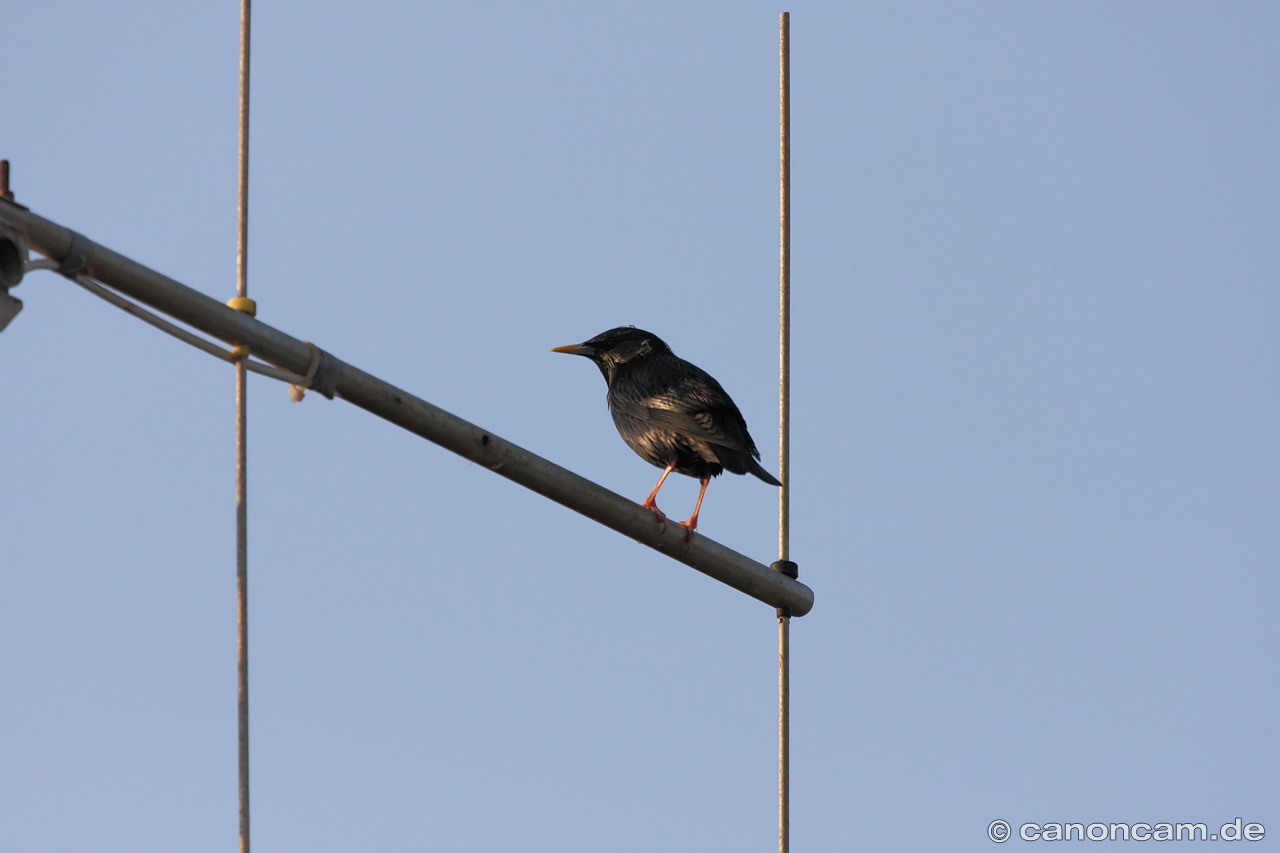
[641,500,668,532]
[677,521,697,543]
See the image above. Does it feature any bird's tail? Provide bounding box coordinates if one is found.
[749,458,782,487]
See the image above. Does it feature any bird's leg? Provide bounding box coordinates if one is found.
[641,462,676,525]
[678,476,710,541]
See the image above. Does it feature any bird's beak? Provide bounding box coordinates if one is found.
[551,344,595,357]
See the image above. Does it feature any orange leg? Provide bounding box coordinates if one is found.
[641,462,677,524]
[678,475,711,541]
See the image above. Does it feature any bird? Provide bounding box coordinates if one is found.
[552,326,781,538]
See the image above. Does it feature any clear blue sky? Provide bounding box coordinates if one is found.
[2,2,1276,851]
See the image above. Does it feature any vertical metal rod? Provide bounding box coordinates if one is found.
[778,15,791,563]
[777,12,792,853]
[235,1,251,852]
[235,359,250,853]
[778,612,790,853]
[236,0,251,301]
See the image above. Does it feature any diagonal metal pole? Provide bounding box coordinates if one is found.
[235,1,252,851]
[777,12,792,853]
[0,199,816,614]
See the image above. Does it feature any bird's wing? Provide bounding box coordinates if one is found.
[611,396,756,456]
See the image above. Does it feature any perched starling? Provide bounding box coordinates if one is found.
[553,326,780,537]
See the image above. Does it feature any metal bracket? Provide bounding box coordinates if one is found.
[0,221,28,332]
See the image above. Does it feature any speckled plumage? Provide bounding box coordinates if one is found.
[553,326,780,534]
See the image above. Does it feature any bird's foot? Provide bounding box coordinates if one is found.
[641,497,668,530]
[677,520,698,543]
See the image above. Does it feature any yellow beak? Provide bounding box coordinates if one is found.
[551,344,593,356]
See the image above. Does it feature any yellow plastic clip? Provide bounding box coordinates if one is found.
[226,298,256,358]
[226,296,257,317]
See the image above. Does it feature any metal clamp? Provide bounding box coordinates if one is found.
[57,231,93,278]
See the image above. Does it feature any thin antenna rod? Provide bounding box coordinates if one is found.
[777,12,792,853]
[778,16,790,563]
[235,337,250,853]
[236,0,250,301]
[235,1,251,852]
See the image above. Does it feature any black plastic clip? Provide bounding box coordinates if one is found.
[771,560,799,579]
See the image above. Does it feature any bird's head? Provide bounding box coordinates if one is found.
[552,326,671,384]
